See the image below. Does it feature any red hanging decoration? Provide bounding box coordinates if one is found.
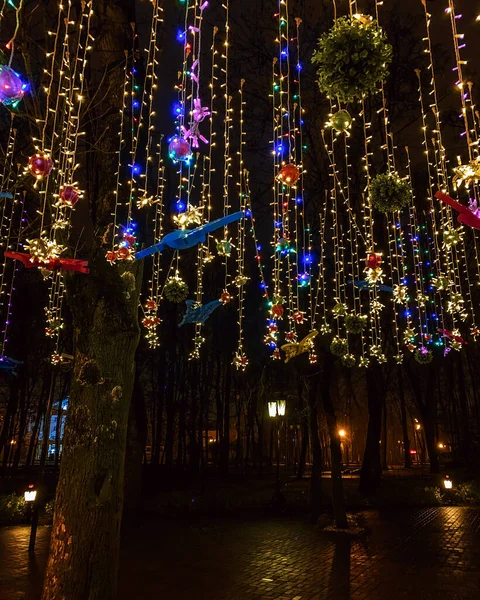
[277,163,300,186]
[59,185,80,206]
[28,154,53,178]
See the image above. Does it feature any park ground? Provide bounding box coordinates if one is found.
[1,506,480,599]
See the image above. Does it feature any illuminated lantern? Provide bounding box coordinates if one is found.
[0,66,27,106]
[365,253,382,270]
[28,154,53,178]
[277,164,300,186]
[330,109,351,133]
[168,137,192,162]
[292,311,304,324]
[59,185,79,206]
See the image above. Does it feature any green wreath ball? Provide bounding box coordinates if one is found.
[330,337,349,357]
[370,174,412,213]
[345,314,367,334]
[312,16,392,103]
[164,277,189,303]
[414,349,433,365]
[342,354,356,368]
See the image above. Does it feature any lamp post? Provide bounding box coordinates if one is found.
[268,399,286,509]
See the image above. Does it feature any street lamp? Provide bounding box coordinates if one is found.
[443,476,453,490]
[24,484,37,503]
[268,399,286,509]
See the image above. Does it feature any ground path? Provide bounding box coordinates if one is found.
[1,507,479,599]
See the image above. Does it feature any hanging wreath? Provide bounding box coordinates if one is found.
[345,314,367,334]
[370,174,411,213]
[414,348,433,365]
[330,337,348,357]
[342,354,356,368]
[312,15,392,103]
[164,277,188,303]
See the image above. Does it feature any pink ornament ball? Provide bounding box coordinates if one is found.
[59,185,79,206]
[28,154,53,178]
[168,137,192,162]
[0,66,26,106]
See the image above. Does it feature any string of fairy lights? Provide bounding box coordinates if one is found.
[2,0,480,373]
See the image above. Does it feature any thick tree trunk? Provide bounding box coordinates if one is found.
[398,367,412,468]
[297,412,309,479]
[359,365,384,494]
[320,354,348,529]
[305,375,322,522]
[42,253,142,600]
[124,371,147,513]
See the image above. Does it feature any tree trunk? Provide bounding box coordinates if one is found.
[123,370,147,513]
[320,354,348,529]
[42,1,142,595]
[359,364,384,494]
[297,411,309,479]
[305,375,322,522]
[398,367,412,468]
[42,252,142,600]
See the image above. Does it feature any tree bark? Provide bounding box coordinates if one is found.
[305,374,322,522]
[398,366,412,468]
[359,364,384,494]
[42,1,142,596]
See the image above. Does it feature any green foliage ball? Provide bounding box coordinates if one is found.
[414,349,433,365]
[330,337,349,357]
[342,354,356,368]
[312,16,392,103]
[164,278,188,303]
[370,174,412,213]
[345,314,367,334]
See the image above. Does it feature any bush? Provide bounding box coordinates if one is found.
[312,16,392,103]
[0,493,27,525]
[370,174,411,213]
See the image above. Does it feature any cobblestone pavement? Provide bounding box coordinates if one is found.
[1,507,479,599]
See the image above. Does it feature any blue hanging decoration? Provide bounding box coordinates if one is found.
[349,279,393,293]
[0,356,23,375]
[178,299,222,327]
[136,211,245,259]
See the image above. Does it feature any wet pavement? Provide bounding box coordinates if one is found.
[1,507,480,599]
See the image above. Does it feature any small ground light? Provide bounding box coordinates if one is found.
[24,484,37,502]
[443,476,453,490]
[438,442,445,449]
[338,429,346,438]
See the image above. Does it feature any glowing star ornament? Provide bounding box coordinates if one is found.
[233,352,248,370]
[0,65,27,107]
[168,137,192,163]
[173,204,203,229]
[292,311,305,324]
[28,154,53,178]
[452,156,480,188]
[277,164,300,187]
[432,274,452,291]
[393,284,408,304]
